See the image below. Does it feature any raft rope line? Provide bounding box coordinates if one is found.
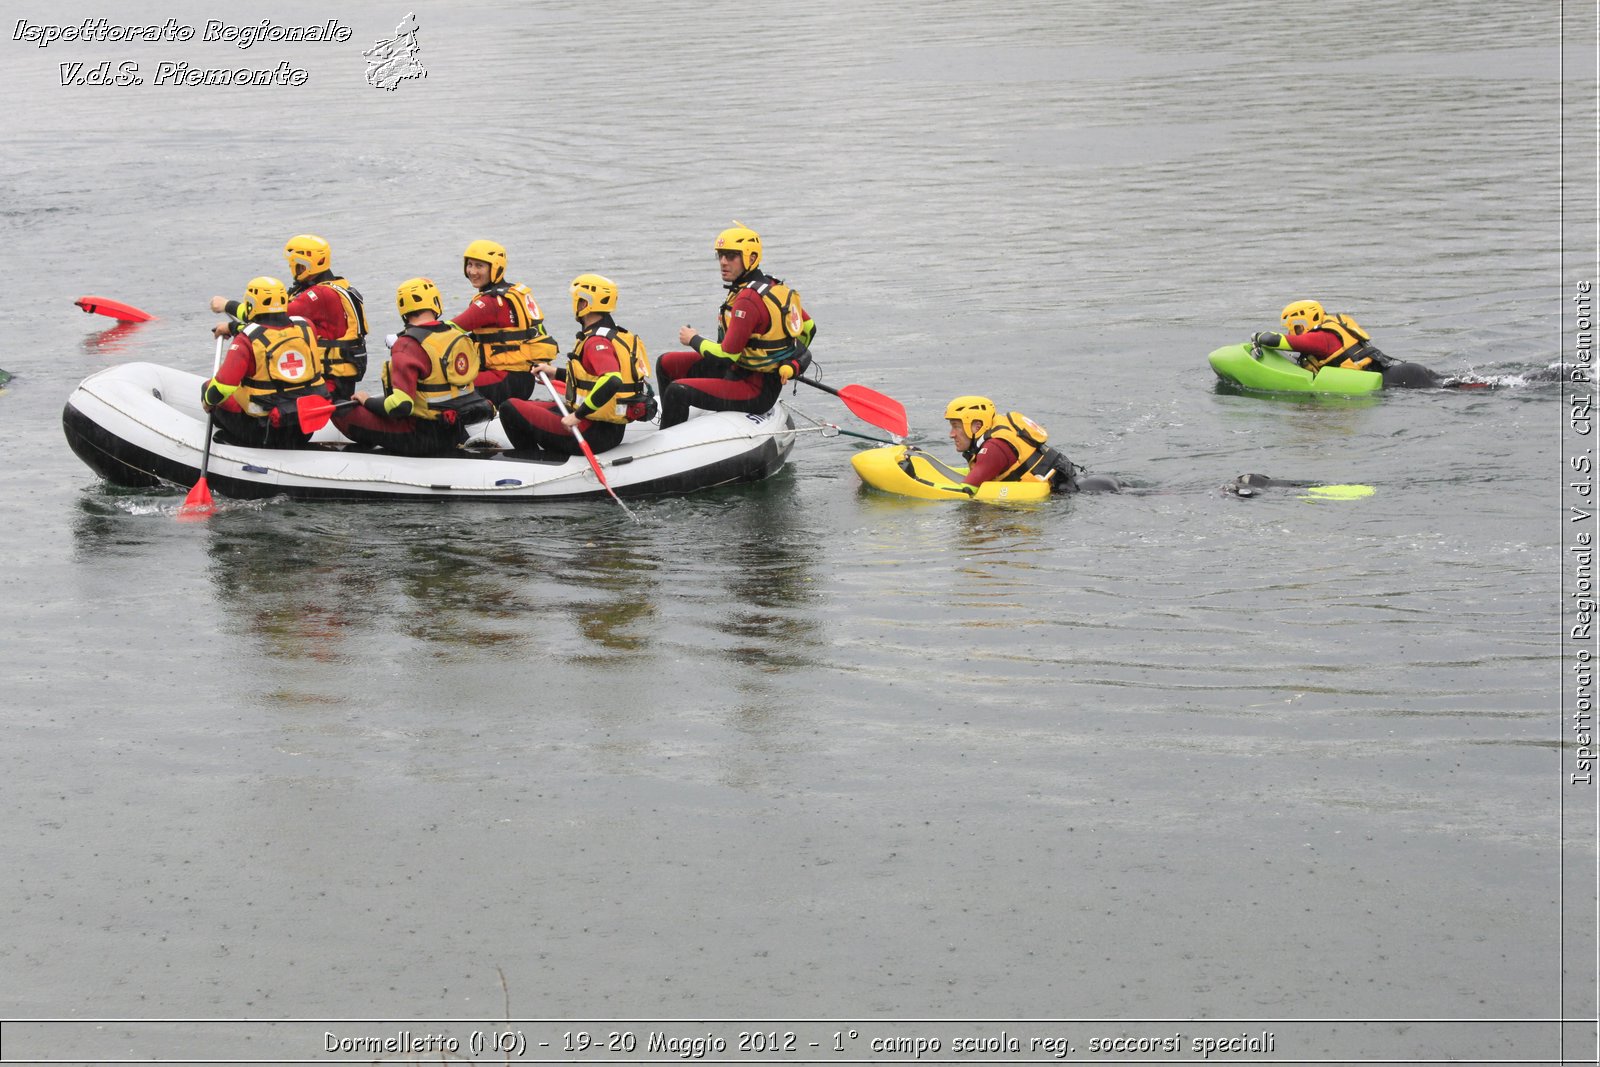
[787,407,841,436]
[84,383,829,493]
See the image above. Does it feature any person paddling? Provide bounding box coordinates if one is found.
[1252,300,1440,388]
[200,277,330,448]
[500,274,655,455]
[210,233,369,400]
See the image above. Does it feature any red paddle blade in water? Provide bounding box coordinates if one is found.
[75,296,154,322]
[177,479,215,520]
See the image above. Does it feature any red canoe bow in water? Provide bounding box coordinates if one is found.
[75,296,154,322]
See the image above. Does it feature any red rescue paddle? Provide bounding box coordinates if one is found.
[794,376,908,439]
[178,336,226,519]
[537,371,639,523]
[294,394,357,432]
[75,295,154,322]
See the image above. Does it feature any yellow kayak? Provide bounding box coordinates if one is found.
[849,445,1052,503]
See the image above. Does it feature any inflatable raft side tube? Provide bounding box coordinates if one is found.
[63,398,795,503]
[63,401,175,489]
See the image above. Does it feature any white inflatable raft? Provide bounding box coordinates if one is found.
[62,362,795,502]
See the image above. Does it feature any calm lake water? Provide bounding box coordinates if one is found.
[2,1,1595,1063]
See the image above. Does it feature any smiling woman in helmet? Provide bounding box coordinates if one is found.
[945,396,1118,494]
[1251,299,1441,388]
[444,239,560,406]
[498,273,655,456]
[200,276,331,448]
[655,222,816,428]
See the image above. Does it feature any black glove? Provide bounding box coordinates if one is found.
[1252,332,1283,348]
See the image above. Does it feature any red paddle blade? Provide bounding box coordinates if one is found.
[177,479,215,520]
[75,295,153,322]
[295,394,337,431]
[837,384,909,438]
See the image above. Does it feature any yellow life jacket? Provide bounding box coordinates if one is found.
[234,317,326,416]
[565,324,651,424]
[383,322,482,421]
[718,275,806,372]
[978,412,1065,483]
[1306,313,1379,371]
[302,274,369,379]
[470,281,559,371]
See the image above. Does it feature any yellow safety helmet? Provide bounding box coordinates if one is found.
[282,233,331,282]
[1281,299,1326,336]
[570,273,619,320]
[241,276,289,320]
[714,221,762,273]
[944,395,997,438]
[395,277,443,320]
[463,239,507,284]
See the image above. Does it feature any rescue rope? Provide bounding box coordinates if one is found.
[788,406,899,444]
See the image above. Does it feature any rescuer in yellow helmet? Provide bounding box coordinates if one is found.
[200,276,331,448]
[657,222,816,428]
[208,234,370,400]
[943,396,1079,493]
[445,239,559,405]
[1251,300,1441,387]
[940,396,1122,494]
[499,273,656,455]
[330,278,492,455]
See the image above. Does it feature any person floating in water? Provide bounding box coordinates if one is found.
[1252,300,1441,388]
[1223,473,1373,499]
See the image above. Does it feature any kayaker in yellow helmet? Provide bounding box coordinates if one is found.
[1251,300,1441,387]
[944,397,1113,494]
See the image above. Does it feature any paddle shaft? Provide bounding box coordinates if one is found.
[795,375,845,400]
[793,376,908,438]
[537,372,639,522]
[195,335,226,481]
[180,336,226,514]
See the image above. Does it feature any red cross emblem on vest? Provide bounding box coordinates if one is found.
[277,350,307,380]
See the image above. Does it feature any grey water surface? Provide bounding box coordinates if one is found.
[1,1,1592,1063]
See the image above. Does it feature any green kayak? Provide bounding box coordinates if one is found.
[1208,343,1383,395]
